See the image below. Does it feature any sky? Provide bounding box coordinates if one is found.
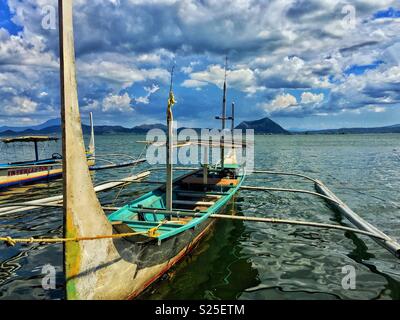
[0,0,399,130]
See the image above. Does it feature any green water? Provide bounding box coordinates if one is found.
[0,134,399,300]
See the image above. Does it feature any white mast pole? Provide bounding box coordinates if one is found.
[89,111,95,158]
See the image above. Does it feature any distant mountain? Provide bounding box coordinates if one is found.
[131,123,167,132]
[2,116,400,137]
[0,118,168,136]
[0,118,61,133]
[235,117,289,134]
[301,124,400,134]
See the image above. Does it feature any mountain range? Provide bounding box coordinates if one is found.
[1,117,400,136]
[301,124,400,134]
[0,119,167,136]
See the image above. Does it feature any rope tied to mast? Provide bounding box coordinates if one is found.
[0,220,169,247]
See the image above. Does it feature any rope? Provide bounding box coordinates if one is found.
[0,220,168,247]
[0,232,144,247]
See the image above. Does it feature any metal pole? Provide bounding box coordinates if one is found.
[203,146,208,186]
[166,66,175,211]
[166,113,173,210]
[220,56,228,168]
[231,102,235,132]
[34,141,39,161]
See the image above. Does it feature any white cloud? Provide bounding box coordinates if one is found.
[3,96,38,115]
[134,84,160,104]
[181,61,200,74]
[301,92,324,104]
[102,93,133,112]
[181,79,208,89]
[182,64,261,94]
[78,60,169,88]
[367,106,386,113]
[262,93,298,113]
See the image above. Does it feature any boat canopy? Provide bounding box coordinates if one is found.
[1,136,59,144]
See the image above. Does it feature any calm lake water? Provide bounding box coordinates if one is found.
[0,133,399,300]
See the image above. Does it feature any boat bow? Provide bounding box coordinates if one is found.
[59,0,136,300]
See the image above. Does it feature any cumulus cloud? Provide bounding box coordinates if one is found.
[182,64,262,94]
[2,96,38,115]
[1,0,400,125]
[78,60,169,89]
[102,93,133,113]
[301,92,324,104]
[135,84,160,104]
[262,93,298,113]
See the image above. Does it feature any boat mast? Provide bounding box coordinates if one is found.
[166,66,176,211]
[216,56,228,168]
[231,102,235,132]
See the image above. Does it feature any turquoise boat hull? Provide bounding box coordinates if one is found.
[108,167,245,242]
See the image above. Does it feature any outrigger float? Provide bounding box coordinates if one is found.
[0,0,399,300]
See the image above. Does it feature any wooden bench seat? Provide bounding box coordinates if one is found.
[176,191,222,199]
[173,200,215,206]
[181,176,238,187]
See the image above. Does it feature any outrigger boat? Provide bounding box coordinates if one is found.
[57,1,399,300]
[0,113,95,190]
[2,0,399,301]
[58,0,248,299]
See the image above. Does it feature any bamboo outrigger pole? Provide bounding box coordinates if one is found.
[247,169,400,259]
[315,181,400,258]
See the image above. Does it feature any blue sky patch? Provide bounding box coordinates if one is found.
[373,7,400,19]
[0,0,22,34]
[344,61,383,76]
